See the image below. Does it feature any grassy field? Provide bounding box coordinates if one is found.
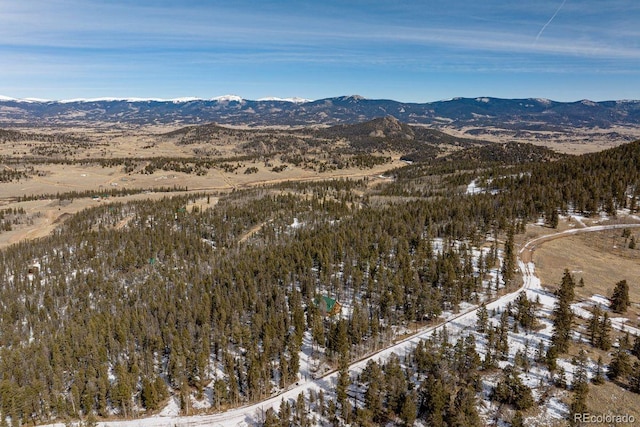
[534,227,640,328]
[530,223,640,425]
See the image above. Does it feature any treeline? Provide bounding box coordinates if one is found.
[0,128,88,144]
[280,153,391,171]
[0,169,27,183]
[16,185,189,202]
[483,140,640,216]
[386,140,640,219]
[2,154,259,170]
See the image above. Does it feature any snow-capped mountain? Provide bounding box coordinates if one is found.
[1,95,639,129]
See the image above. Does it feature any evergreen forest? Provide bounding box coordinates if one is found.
[0,138,639,425]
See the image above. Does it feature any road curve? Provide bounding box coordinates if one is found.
[39,222,640,427]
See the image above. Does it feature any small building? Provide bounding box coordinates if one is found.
[315,295,342,317]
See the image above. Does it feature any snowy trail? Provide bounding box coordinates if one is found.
[40,223,640,427]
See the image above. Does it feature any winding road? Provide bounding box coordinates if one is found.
[40,222,640,427]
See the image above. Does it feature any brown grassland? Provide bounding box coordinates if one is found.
[535,228,640,327]
[0,125,407,248]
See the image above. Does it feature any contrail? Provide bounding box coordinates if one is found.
[534,0,567,44]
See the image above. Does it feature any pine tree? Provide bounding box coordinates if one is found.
[514,291,536,331]
[419,375,449,427]
[363,361,385,424]
[569,388,588,426]
[333,319,350,361]
[592,356,605,385]
[384,355,408,417]
[336,359,350,412]
[476,304,488,333]
[399,391,417,427]
[294,392,307,426]
[587,305,601,347]
[551,270,575,354]
[496,311,510,360]
[630,361,640,394]
[447,386,482,427]
[501,226,516,286]
[547,209,559,229]
[569,349,589,424]
[632,334,640,359]
[555,366,567,389]
[597,312,612,351]
[535,340,546,364]
[608,345,632,381]
[278,399,291,426]
[610,280,630,313]
[263,408,279,427]
[490,367,534,410]
[141,377,159,410]
[620,331,632,350]
[461,334,481,386]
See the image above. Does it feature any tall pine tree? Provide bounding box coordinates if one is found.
[551,270,575,354]
[610,280,630,313]
[501,226,516,286]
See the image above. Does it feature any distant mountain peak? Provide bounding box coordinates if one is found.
[334,95,366,102]
[580,99,598,107]
[1,95,639,129]
[212,95,243,103]
[256,97,312,104]
[375,115,402,128]
[369,115,411,138]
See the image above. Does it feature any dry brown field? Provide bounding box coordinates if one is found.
[1,124,408,248]
[534,227,640,326]
[438,124,640,154]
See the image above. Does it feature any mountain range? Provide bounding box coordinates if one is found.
[1,95,640,130]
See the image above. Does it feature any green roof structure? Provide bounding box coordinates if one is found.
[314,295,341,316]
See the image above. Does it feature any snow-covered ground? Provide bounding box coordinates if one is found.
[40,223,640,427]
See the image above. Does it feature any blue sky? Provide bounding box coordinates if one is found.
[1,0,639,102]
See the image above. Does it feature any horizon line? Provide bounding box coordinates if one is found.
[2,94,639,105]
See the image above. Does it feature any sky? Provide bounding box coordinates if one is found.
[0,0,639,102]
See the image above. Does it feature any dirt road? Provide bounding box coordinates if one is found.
[39,222,640,427]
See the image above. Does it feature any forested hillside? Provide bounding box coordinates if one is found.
[0,139,639,425]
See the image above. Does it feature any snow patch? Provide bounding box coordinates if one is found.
[212,95,243,102]
[589,294,610,307]
[256,97,311,103]
[534,98,552,105]
[158,396,180,416]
